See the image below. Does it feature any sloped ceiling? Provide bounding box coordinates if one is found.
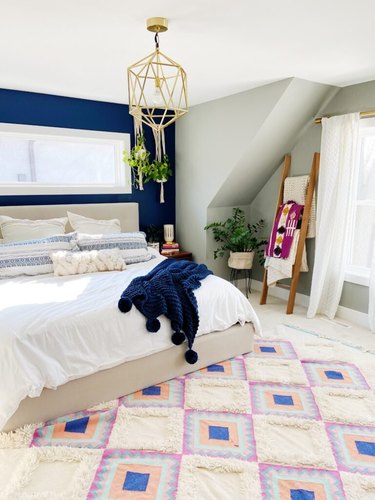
[176,77,336,265]
[210,79,337,207]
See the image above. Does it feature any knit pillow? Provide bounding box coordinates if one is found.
[76,232,153,265]
[51,248,126,276]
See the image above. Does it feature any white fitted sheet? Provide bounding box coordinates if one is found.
[0,254,260,429]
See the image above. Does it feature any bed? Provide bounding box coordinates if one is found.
[0,203,260,432]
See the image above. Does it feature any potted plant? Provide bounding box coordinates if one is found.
[204,208,267,269]
[144,224,163,251]
[143,154,172,203]
[123,134,150,190]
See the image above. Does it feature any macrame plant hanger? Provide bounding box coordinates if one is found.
[127,17,188,204]
[134,117,144,190]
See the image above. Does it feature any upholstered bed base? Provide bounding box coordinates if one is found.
[4,323,254,432]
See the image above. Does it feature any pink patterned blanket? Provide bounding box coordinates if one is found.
[266,201,304,258]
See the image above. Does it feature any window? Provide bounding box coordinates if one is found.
[346,118,375,286]
[0,124,131,195]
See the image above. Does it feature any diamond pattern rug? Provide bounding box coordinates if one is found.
[1,325,374,499]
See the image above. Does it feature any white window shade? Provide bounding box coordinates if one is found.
[345,118,375,287]
[0,124,131,195]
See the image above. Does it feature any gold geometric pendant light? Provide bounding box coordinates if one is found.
[127,17,188,134]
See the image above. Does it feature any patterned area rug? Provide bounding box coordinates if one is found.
[1,324,374,499]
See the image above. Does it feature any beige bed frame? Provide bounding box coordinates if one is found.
[1,202,254,431]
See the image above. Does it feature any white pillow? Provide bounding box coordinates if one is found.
[0,234,77,278]
[76,232,153,265]
[0,216,68,243]
[67,211,121,234]
[51,248,126,276]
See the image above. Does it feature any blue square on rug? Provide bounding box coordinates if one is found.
[259,345,276,352]
[303,361,369,389]
[123,471,150,491]
[355,440,375,456]
[184,411,256,460]
[260,346,277,353]
[259,464,345,499]
[251,383,320,419]
[88,450,180,499]
[64,416,89,434]
[142,386,161,396]
[273,395,294,406]
[290,489,315,500]
[250,340,297,359]
[209,425,229,441]
[326,423,375,474]
[207,364,225,372]
[324,370,344,380]
[31,409,116,449]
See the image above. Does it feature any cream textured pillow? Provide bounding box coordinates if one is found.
[0,216,68,243]
[67,211,121,234]
[50,248,126,276]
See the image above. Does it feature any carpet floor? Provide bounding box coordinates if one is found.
[1,324,374,499]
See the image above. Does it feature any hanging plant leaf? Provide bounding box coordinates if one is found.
[122,134,150,190]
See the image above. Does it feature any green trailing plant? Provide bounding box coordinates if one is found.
[204,207,267,261]
[122,134,150,189]
[122,135,172,202]
[143,154,172,183]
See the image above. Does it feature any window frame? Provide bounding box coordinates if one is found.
[0,123,131,195]
[344,118,375,287]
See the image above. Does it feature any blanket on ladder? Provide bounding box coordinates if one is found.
[118,259,213,364]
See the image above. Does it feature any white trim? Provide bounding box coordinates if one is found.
[252,279,369,329]
[0,123,131,195]
[345,266,370,287]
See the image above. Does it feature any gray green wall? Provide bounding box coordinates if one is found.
[176,77,333,273]
[176,77,375,314]
[250,80,375,313]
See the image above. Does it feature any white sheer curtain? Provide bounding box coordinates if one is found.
[369,229,375,332]
[307,113,360,319]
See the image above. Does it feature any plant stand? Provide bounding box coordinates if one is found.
[230,268,252,298]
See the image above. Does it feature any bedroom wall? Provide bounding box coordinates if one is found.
[250,79,375,314]
[176,77,334,269]
[0,89,176,230]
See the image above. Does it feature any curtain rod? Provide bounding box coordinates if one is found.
[314,109,375,124]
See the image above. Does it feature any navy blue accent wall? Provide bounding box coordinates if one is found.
[0,89,175,230]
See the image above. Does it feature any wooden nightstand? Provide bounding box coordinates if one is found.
[162,250,193,261]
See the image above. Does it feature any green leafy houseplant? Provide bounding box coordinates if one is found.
[144,224,163,243]
[142,154,172,183]
[122,134,150,190]
[204,208,267,262]
[143,154,172,204]
[123,135,172,203]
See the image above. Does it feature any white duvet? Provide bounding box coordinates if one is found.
[0,254,260,429]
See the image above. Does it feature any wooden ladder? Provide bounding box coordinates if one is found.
[260,152,320,314]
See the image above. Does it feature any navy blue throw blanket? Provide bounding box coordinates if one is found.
[118,259,213,364]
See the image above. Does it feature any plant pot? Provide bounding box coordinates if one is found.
[228,251,254,270]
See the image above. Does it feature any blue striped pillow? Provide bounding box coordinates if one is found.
[0,234,77,278]
[76,232,154,265]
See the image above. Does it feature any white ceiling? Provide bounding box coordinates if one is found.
[1,0,375,106]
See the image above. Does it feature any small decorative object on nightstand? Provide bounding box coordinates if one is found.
[164,224,174,244]
[164,250,193,261]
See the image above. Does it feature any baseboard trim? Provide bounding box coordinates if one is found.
[251,279,369,329]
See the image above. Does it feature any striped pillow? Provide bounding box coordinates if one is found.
[76,232,153,265]
[0,234,77,278]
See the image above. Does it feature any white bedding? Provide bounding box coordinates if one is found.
[0,254,260,430]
